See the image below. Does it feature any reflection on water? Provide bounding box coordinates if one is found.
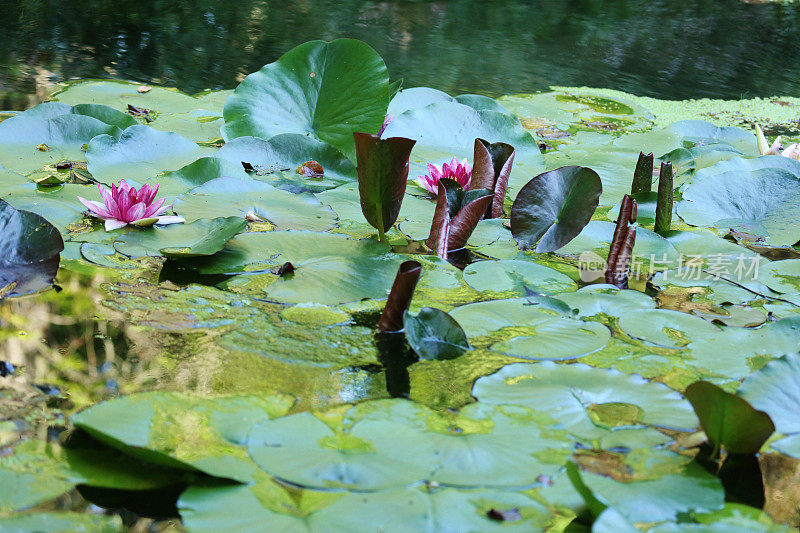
[2,0,800,110]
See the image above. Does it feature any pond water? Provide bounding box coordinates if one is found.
[3,3,800,531]
[3,0,800,111]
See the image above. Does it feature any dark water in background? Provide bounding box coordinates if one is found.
[2,0,800,110]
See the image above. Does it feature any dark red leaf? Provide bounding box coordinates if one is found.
[378,260,423,332]
[469,138,515,218]
[354,132,416,241]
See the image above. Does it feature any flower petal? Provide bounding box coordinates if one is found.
[104,219,128,231]
[142,198,166,218]
[78,197,112,219]
[127,202,147,222]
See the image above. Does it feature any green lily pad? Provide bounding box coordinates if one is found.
[557,220,680,274]
[461,260,577,296]
[246,254,404,306]
[581,459,724,522]
[113,217,247,258]
[618,309,720,348]
[0,113,119,175]
[173,177,337,230]
[222,39,389,157]
[20,101,137,130]
[510,166,602,253]
[449,297,571,338]
[381,101,544,196]
[180,481,558,533]
[739,354,800,458]
[188,230,390,275]
[387,87,509,116]
[215,134,357,192]
[246,399,571,491]
[403,307,469,360]
[153,156,250,202]
[490,319,611,361]
[0,199,64,297]
[52,79,231,143]
[685,317,800,379]
[684,381,775,454]
[86,125,203,181]
[677,164,800,246]
[473,362,698,439]
[72,392,294,483]
[756,259,800,294]
[555,286,656,318]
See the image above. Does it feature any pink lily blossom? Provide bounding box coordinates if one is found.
[416,157,472,195]
[78,180,184,231]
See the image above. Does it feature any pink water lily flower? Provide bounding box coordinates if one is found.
[416,157,472,195]
[78,181,184,231]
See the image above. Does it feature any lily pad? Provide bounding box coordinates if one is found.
[449,297,571,338]
[473,362,698,439]
[0,113,119,175]
[222,39,389,157]
[188,230,390,275]
[618,309,721,348]
[381,101,544,195]
[248,254,405,306]
[555,286,657,318]
[215,134,357,192]
[86,125,203,181]
[173,177,337,230]
[461,260,577,296]
[510,166,602,252]
[246,399,571,491]
[180,481,557,533]
[677,164,800,246]
[72,392,294,483]
[0,199,64,297]
[490,319,611,361]
[20,101,137,130]
[756,259,800,294]
[113,217,247,258]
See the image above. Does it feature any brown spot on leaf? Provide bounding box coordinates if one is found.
[486,507,522,522]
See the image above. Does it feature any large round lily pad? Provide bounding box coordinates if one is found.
[86,125,203,181]
[222,39,389,157]
[381,101,544,195]
[461,260,577,296]
[473,362,698,439]
[113,217,247,258]
[618,309,720,348]
[0,113,120,175]
[188,231,390,275]
[677,164,800,246]
[173,177,337,230]
[246,400,571,491]
[449,297,571,338]
[215,134,357,192]
[72,392,294,483]
[490,318,611,361]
